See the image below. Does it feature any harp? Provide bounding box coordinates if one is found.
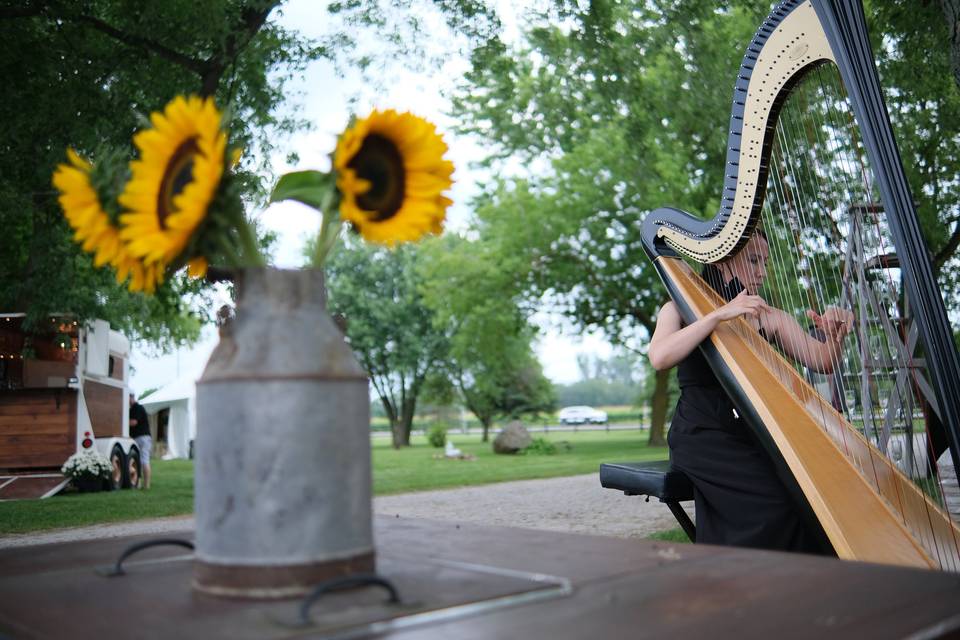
[641,0,960,569]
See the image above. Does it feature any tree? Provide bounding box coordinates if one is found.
[324,239,448,448]
[936,0,960,92]
[450,1,766,446]
[0,0,321,347]
[419,235,555,442]
[452,0,960,446]
[0,0,502,349]
[559,351,643,407]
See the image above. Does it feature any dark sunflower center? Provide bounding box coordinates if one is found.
[157,138,199,229]
[348,134,405,222]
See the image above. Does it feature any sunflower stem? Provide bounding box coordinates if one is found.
[235,214,265,267]
[313,210,342,267]
[217,232,245,268]
[312,184,341,267]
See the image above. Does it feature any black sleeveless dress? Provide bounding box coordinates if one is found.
[667,269,824,553]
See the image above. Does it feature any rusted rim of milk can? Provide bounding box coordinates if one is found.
[192,552,376,599]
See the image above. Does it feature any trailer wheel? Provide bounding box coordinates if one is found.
[126,447,142,489]
[109,446,125,490]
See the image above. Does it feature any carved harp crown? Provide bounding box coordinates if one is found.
[642,0,960,570]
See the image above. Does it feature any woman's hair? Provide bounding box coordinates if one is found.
[703,228,767,272]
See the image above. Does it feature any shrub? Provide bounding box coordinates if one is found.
[521,437,558,455]
[426,424,447,448]
[61,450,111,482]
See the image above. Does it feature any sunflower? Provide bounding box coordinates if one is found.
[53,149,163,293]
[334,109,454,245]
[114,253,163,294]
[119,95,227,268]
[53,149,123,268]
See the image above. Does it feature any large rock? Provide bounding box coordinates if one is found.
[493,421,532,454]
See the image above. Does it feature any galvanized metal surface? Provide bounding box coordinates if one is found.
[194,268,373,597]
[3,516,960,639]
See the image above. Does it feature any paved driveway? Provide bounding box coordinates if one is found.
[0,473,690,549]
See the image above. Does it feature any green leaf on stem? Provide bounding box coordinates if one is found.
[270,170,334,210]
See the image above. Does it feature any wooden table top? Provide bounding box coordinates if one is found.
[2,515,959,639]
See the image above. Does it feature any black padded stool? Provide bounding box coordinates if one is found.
[599,460,696,542]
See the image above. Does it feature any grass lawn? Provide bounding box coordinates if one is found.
[649,528,690,543]
[0,430,666,535]
[373,430,664,494]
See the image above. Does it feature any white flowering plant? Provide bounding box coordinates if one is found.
[61,450,112,482]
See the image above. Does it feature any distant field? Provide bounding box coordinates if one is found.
[0,430,666,535]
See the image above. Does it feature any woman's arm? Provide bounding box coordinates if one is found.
[763,307,853,374]
[648,291,772,371]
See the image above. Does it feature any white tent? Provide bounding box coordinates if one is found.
[140,377,196,459]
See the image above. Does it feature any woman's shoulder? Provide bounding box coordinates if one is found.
[658,300,677,315]
[656,300,682,327]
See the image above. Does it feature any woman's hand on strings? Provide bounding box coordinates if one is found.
[711,289,772,322]
[806,307,854,342]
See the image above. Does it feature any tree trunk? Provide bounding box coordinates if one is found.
[390,419,406,449]
[480,417,492,443]
[647,368,671,447]
[941,0,960,92]
[397,396,417,447]
[382,398,405,449]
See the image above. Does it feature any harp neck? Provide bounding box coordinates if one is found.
[643,0,834,263]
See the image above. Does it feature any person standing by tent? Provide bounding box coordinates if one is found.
[129,392,152,490]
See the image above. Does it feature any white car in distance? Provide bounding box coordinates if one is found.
[558,406,608,425]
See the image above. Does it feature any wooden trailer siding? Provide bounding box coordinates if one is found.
[82,380,123,438]
[108,355,124,381]
[21,359,75,389]
[0,390,76,469]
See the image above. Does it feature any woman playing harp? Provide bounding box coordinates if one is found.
[640,0,960,570]
[649,231,852,552]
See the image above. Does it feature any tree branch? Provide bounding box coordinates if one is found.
[52,6,207,75]
[200,3,277,96]
[934,220,960,273]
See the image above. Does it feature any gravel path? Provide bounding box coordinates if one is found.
[0,473,692,549]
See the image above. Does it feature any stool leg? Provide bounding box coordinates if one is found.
[665,501,696,542]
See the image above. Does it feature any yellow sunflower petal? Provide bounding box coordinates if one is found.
[334,109,453,245]
[187,257,208,278]
[118,95,227,269]
[52,149,131,273]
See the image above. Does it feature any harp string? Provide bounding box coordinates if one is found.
[735,64,960,568]
[817,67,960,567]
[777,65,941,562]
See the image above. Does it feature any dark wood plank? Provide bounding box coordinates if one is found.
[0,403,70,417]
[0,421,74,436]
[82,380,122,438]
[0,447,74,469]
[0,391,71,407]
[1,516,959,640]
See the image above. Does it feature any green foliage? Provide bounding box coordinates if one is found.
[322,238,449,447]
[0,0,322,347]
[426,424,448,448]
[520,437,560,455]
[452,0,960,445]
[555,351,644,406]
[555,378,639,408]
[418,234,556,440]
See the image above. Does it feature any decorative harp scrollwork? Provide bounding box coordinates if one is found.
[642,0,960,570]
